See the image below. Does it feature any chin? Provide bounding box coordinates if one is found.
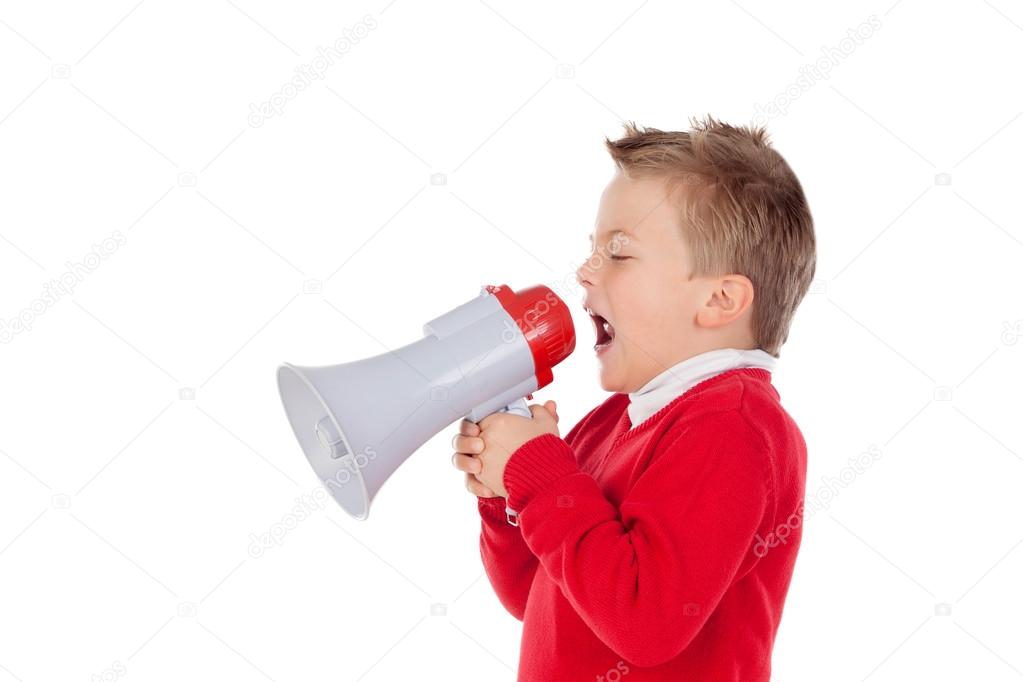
[597,343,631,393]
[598,368,626,394]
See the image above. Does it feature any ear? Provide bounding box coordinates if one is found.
[695,274,754,328]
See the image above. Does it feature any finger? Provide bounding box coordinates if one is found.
[459,419,480,437]
[530,403,557,423]
[451,452,482,474]
[453,435,483,454]
[466,472,496,498]
[543,400,559,422]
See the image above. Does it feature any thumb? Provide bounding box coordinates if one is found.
[541,400,558,423]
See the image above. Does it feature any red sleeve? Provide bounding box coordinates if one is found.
[477,406,594,621]
[477,495,538,621]
[501,409,771,667]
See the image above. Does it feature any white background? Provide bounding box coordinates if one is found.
[2,1,1022,680]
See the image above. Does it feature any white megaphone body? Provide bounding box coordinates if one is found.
[276,284,576,520]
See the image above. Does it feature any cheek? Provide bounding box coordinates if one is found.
[618,293,686,357]
[607,264,683,340]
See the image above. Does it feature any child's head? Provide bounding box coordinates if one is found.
[576,116,816,394]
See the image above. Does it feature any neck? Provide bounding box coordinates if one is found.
[632,337,763,392]
[625,347,777,429]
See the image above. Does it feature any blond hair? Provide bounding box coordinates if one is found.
[604,116,816,357]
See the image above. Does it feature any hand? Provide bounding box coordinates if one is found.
[473,401,560,498]
[451,418,499,498]
[451,401,560,499]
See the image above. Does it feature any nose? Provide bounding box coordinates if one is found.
[575,260,592,288]
[576,247,598,288]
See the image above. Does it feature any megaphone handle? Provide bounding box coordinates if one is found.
[494,397,531,419]
[469,396,530,527]
[467,396,532,423]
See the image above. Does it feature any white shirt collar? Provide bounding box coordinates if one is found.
[626,348,777,429]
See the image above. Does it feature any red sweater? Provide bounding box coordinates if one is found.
[478,368,807,681]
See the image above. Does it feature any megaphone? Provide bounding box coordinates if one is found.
[276,283,576,520]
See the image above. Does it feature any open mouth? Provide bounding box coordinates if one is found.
[586,307,616,354]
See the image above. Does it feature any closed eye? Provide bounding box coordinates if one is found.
[609,255,632,261]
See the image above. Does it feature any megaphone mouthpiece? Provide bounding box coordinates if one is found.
[483,284,575,388]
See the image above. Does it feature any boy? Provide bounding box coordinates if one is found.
[451,116,815,680]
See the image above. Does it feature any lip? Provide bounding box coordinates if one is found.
[582,300,608,322]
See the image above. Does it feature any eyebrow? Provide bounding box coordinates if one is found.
[589,229,636,243]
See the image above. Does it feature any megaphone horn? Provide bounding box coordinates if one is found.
[276,284,576,520]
